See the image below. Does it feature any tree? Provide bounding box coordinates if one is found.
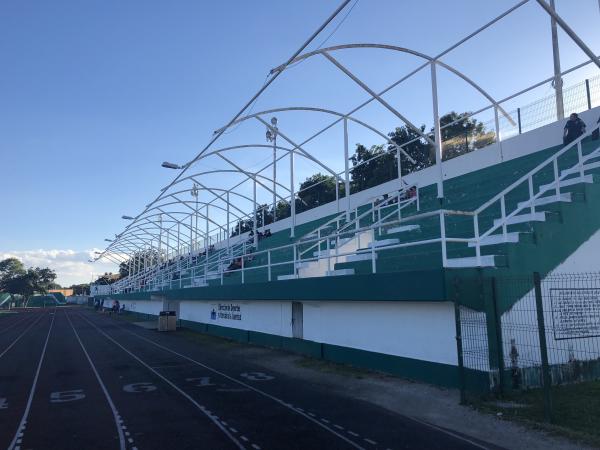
[0,258,25,291]
[93,272,120,285]
[117,248,162,276]
[2,266,57,299]
[387,124,433,175]
[70,283,90,295]
[350,144,397,193]
[297,173,343,212]
[437,111,494,161]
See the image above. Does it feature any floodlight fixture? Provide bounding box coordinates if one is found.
[190,183,199,198]
[161,161,182,169]
[122,215,135,220]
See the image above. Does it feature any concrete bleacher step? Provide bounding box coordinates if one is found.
[560,158,600,178]
[367,238,399,248]
[346,253,377,262]
[445,254,505,268]
[325,269,355,277]
[313,249,335,257]
[277,274,299,281]
[386,224,420,235]
[331,237,353,248]
[467,232,521,247]
[493,212,547,227]
[538,174,594,193]
[517,192,571,209]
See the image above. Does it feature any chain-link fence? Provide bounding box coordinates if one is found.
[455,272,600,422]
[494,75,600,141]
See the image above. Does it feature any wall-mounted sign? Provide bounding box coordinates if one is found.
[550,288,600,340]
[210,303,242,321]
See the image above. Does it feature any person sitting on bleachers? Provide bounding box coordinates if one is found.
[227,258,242,271]
[264,229,272,238]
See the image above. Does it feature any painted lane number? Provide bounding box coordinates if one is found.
[123,382,157,393]
[0,397,7,409]
[50,389,86,403]
[240,372,274,381]
[186,377,215,387]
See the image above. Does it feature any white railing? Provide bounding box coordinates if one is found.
[104,206,474,295]
[101,127,600,295]
[470,123,600,265]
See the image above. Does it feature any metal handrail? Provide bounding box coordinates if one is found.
[108,207,473,294]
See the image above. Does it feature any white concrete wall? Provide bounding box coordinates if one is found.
[120,299,164,316]
[303,301,457,365]
[122,298,457,365]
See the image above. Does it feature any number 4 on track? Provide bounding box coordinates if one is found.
[0,398,7,409]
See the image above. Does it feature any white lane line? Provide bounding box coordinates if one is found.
[65,311,127,450]
[107,316,366,450]
[78,313,247,450]
[348,431,359,437]
[333,424,344,430]
[114,314,492,450]
[8,310,56,450]
[321,418,330,424]
[0,314,31,336]
[0,313,44,360]
[241,436,249,442]
[406,416,490,450]
[364,438,377,445]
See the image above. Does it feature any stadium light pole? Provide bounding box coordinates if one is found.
[191,183,199,256]
[549,0,564,120]
[266,117,278,223]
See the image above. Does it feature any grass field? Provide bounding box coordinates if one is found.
[476,381,600,447]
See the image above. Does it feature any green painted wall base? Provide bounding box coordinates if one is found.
[118,310,491,391]
[179,318,467,388]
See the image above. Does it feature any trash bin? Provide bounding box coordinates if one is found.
[158,311,177,332]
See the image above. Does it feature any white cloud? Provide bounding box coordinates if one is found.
[0,249,119,287]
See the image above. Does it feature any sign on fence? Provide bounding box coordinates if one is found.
[550,288,600,340]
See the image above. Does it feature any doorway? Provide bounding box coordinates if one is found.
[292,302,303,339]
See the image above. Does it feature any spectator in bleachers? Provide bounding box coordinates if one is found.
[592,115,599,141]
[563,113,586,145]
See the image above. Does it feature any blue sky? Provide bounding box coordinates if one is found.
[1,0,599,285]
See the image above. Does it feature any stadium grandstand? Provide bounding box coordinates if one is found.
[91,1,600,391]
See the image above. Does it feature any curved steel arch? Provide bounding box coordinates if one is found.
[170,165,292,196]
[269,43,513,123]
[213,107,416,162]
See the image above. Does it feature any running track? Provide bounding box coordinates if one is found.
[0,308,498,450]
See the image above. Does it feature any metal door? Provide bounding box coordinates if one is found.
[292,302,303,339]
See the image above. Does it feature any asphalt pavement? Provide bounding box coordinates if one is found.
[0,307,498,450]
